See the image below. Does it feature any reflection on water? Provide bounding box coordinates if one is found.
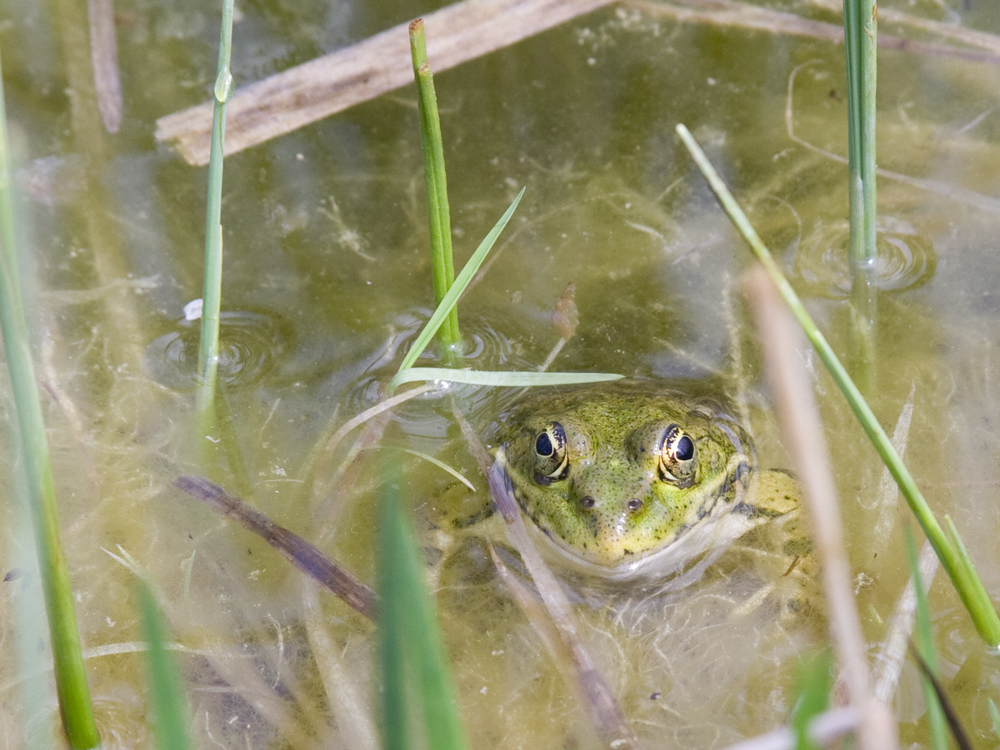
[4,1,1000,748]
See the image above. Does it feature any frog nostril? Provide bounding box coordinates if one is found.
[626,498,643,512]
[580,496,596,510]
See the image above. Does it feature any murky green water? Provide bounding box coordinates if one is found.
[3,0,1000,747]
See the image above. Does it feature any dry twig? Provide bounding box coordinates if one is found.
[87,0,122,133]
[156,0,615,165]
[745,267,897,750]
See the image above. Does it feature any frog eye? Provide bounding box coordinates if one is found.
[533,421,569,485]
[657,424,696,487]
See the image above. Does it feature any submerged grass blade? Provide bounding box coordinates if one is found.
[0,48,101,749]
[388,367,621,392]
[676,122,1000,647]
[989,699,1000,739]
[904,528,947,750]
[138,581,193,750]
[410,19,459,351]
[377,470,468,750]
[391,188,524,386]
[196,0,235,415]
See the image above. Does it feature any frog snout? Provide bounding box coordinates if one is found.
[574,479,651,541]
[576,493,644,515]
[574,463,650,515]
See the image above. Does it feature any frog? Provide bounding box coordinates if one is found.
[489,379,813,603]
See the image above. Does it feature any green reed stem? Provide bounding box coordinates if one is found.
[0,50,100,749]
[197,0,235,416]
[409,19,460,355]
[677,122,1000,648]
[904,529,948,750]
[843,0,878,275]
[138,581,193,750]
[377,469,468,750]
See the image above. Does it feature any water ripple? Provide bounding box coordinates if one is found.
[145,309,292,390]
[791,216,936,298]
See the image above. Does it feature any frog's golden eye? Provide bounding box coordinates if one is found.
[533,421,569,485]
[657,424,696,487]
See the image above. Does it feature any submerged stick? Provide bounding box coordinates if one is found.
[86,0,122,133]
[785,60,1000,216]
[156,0,615,165]
[628,0,1000,65]
[174,476,376,620]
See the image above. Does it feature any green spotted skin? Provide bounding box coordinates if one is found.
[494,379,763,578]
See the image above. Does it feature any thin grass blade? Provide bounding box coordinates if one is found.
[676,122,1000,647]
[0,47,101,750]
[904,528,947,750]
[377,470,468,750]
[791,650,833,750]
[138,581,193,750]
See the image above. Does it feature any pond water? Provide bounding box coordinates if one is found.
[3,0,1000,747]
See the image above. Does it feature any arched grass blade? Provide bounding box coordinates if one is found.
[676,122,1000,647]
[391,187,524,387]
[0,47,100,749]
[388,367,621,392]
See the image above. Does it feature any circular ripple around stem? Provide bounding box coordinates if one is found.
[792,216,936,299]
[145,310,292,390]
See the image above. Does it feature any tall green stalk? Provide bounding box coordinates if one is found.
[843,0,877,274]
[843,0,878,390]
[197,0,235,416]
[0,50,100,748]
[677,123,1000,648]
[409,19,460,355]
